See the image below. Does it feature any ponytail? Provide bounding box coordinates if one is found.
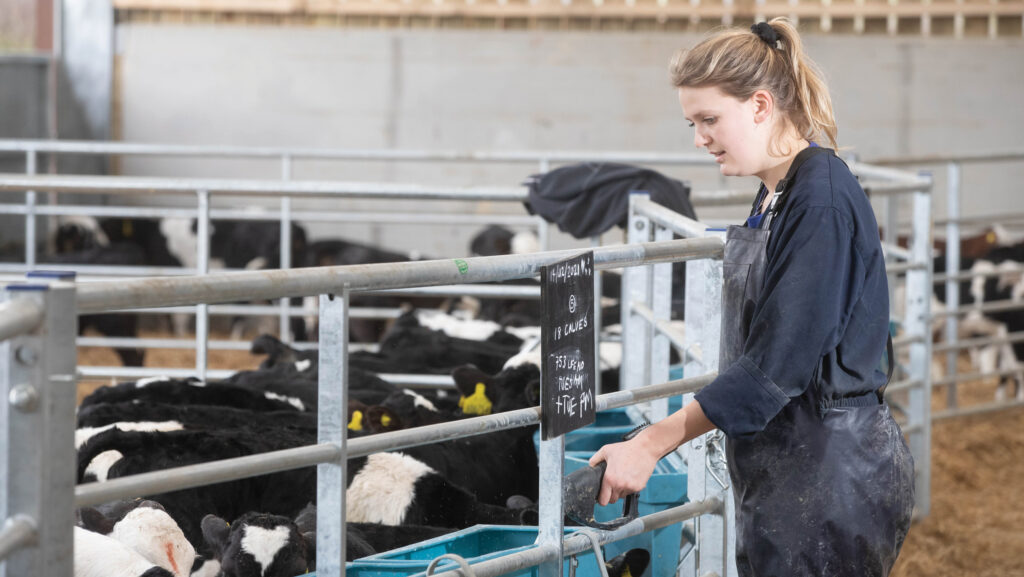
[670,17,838,150]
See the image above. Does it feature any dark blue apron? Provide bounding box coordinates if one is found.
[719,147,915,577]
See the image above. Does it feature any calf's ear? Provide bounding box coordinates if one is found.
[76,506,115,534]
[451,365,491,397]
[201,514,232,552]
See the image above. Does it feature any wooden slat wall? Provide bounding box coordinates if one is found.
[112,0,1024,35]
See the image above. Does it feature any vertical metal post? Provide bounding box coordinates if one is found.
[649,223,673,423]
[679,250,709,577]
[0,281,77,577]
[591,234,603,395]
[535,433,565,577]
[279,155,293,342]
[316,290,349,577]
[537,160,551,252]
[622,194,652,393]
[25,151,37,268]
[945,163,961,409]
[691,229,732,577]
[905,189,932,518]
[537,218,550,253]
[195,190,210,380]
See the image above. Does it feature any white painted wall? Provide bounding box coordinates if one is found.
[112,25,1024,255]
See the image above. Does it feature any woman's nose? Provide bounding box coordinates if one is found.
[694,130,709,149]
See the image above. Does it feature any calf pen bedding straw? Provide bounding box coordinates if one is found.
[77,336,1024,577]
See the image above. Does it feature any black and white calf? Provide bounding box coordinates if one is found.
[76,499,195,577]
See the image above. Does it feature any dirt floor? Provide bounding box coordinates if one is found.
[78,336,1024,576]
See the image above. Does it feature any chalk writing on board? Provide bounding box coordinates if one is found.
[540,251,596,440]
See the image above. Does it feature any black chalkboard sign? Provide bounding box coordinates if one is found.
[540,251,596,440]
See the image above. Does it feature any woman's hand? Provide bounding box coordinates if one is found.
[588,432,661,507]
[587,400,717,507]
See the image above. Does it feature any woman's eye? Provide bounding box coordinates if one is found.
[704,117,716,125]
[687,121,695,128]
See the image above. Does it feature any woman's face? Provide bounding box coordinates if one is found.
[678,85,768,178]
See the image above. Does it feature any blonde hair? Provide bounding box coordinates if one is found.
[670,17,837,150]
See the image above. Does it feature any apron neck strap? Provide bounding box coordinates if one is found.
[761,146,834,229]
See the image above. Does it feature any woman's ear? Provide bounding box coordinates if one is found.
[751,90,774,126]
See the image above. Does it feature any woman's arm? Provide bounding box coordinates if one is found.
[588,399,716,506]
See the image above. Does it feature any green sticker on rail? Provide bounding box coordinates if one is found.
[455,259,469,274]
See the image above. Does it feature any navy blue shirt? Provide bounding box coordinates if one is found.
[695,152,890,440]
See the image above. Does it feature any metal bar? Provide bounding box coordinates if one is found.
[906,189,933,518]
[883,378,924,394]
[689,189,757,207]
[0,139,718,166]
[885,262,928,274]
[74,365,452,387]
[535,434,564,577]
[0,203,542,226]
[74,238,725,313]
[348,374,714,459]
[24,150,37,269]
[861,180,933,196]
[849,161,936,185]
[592,235,603,395]
[195,191,210,381]
[279,195,292,342]
[934,212,1024,227]
[0,173,529,201]
[931,298,1024,318]
[633,198,709,239]
[650,223,674,424]
[865,150,1024,165]
[623,195,653,394]
[932,366,1024,387]
[316,290,348,577]
[631,300,695,362]
[1,283,77,577]
[74,374,713,507]
[365,284,540,299]
[0,300,44,342]
[933,398,1024,421]
[100,304,401,319]
[880,242,911,262]
[76,366,237,381]
[428,498,723,577]
[935,262,1024,284]
[932,330,1024,353]
[0,263,204,277]
[0,515,36,563]
[892,334,925,348]
[945,162,962,409]
[74,443,342,508]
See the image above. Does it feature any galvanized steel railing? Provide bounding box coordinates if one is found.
[1,235,729,577]
[870,150,1024,420]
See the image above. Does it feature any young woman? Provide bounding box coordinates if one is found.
[590,18,915,576]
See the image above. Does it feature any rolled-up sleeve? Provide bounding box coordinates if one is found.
[695,205,863,439]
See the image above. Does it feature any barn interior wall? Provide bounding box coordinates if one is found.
[92,26,1024,256]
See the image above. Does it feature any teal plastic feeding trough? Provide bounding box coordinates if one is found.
[342,525,600,577]
[532,410,689,577]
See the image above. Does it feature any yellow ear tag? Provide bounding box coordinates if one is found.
[381,414,392,427]
[987,231,996,244]
[347,410,364,432]
[621,566,633,577]
[459,383,492,416]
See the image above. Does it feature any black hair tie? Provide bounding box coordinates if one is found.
[751,21,780,48]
